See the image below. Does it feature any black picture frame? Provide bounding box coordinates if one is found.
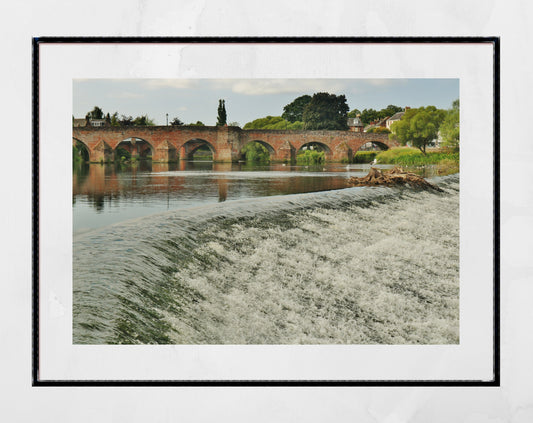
[33,36,500,387]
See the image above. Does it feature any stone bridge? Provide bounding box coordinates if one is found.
[73,125,398,163]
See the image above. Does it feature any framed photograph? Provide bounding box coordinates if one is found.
[33,37,499,385]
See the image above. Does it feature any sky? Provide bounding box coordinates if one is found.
[73,79,459,126]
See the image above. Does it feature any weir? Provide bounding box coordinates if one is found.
[73,174,459,344]
[73,125,398,163]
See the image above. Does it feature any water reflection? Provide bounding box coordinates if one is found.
[74,161,426,232]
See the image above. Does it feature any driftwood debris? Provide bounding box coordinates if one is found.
[348,167,443,192]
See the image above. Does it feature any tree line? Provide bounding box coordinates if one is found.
[389,100,459,154]
[243,93,459,153]
[80,99,230,127]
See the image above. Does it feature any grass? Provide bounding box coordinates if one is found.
[376,147,459,165]
[374,147,459,175]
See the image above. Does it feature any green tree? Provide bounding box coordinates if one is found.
[347,109,362,118]
[119,115,134,126]
[389,106,446,154]
[228,121,240,127]
[133,115,155,126]
[439,99,460,150]
[85,106,104,120]
[188,121,205,126]
[241,142,270,163]
[378,105,403,120]
[216,99,227,126]
[110,112,120,126]
[243,116,303,130]
[170,117,184,126]
[360,108,380,125]
[282,95,312,123]
[302,92,349,130]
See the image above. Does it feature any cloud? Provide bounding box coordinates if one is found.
[208,79,348,95]
[135,78,407,95]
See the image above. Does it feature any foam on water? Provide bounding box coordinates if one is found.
[73,175,459,344]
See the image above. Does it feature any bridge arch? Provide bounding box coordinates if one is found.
[356,141,390,152]
[72,137,90,162]
[115,137,154,160]
[180,139,216,160]
[297,142,333,160]
[240,140,275,162]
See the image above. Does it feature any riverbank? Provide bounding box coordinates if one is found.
[354,147,459,175]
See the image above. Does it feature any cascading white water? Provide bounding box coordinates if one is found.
[73,175,459,345]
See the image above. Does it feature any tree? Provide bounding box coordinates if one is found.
[282,95,312,123]
[85,106,104,120]
[110,112,120,126]
[360,108,380,125]
[243,116,303,130]
[133,115,155,126]
[119,115,134,126]
[389,106,446,154]
[216,99,227,126]
[439,99,460,150]
[170,117,184,126]
[302,92,349,130]
[347,109,361,118]
[228,121,240,127]
[241,142,270,163]
[188,121,205,126]
[378,105,403,120]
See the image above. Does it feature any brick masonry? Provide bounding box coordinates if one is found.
[73,125,398,163]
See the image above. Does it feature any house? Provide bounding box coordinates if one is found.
[89,119,107,127]
[385,107,410,130]
[72,118,108,127]
[364,117,389,132]
[347,116,364,132]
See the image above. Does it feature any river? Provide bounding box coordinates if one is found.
[73,161,459,344]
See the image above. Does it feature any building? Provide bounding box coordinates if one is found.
[364,117,389,132]
[89,119,107,127]
[72,118,108,127]
[385,107,410,130]
[347,116,364,132]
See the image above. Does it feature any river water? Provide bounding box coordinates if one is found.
[73,162,459,344]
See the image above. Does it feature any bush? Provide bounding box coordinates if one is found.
[376,147,459,166]
[353,151,378,163]
[243,116,304,130]
[366,127,390,134]
[296,150,325,165]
